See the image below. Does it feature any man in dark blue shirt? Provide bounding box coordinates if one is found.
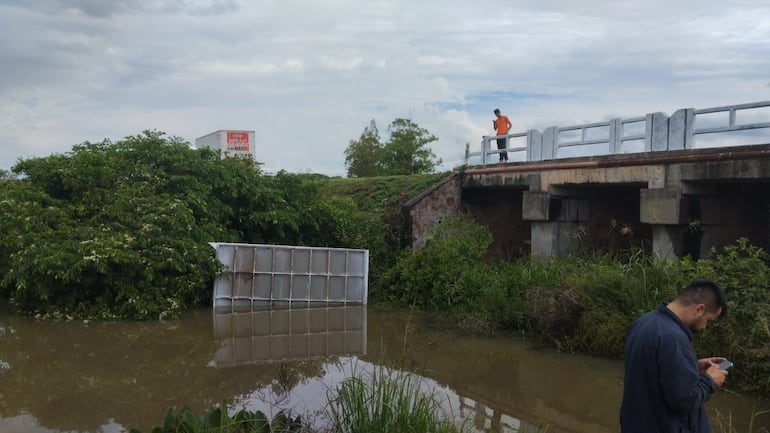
[620,278,729,433]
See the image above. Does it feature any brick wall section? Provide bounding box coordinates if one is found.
[405,173,531,258]
[404,173,463,249]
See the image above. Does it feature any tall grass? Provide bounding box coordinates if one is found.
[324,363,466,433]
[713,406,770,433]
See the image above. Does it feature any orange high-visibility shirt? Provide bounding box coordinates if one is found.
[494,115,511,135]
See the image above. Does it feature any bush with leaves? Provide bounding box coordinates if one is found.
[674,238,770,394]
[380,215,492,310]
[1,133,241,319]
[0,131,352,320]
[562,253,677,355]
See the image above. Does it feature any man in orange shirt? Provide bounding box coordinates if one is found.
[493,108,512,162]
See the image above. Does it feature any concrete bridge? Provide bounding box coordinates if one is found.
[407,101,770,260]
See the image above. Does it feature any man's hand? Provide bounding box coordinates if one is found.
[705,362,728,387]
[698,357,726,373]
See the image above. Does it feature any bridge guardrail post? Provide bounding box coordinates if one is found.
[644,114,653,152]
[481,136,489,165]
[527,129,542,161]
[684,108,696,149]
[610,119,622,154]
[668,108,690,151]
[541,127,557,160]
[650,112,669,151]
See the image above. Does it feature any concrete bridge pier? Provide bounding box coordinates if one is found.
[523,191,585,260]
[641,186,715,261]
[640,187,683,260]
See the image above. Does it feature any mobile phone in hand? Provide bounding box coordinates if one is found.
[718,360,733,371]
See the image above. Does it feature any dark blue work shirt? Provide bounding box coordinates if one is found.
[620,304,717,433]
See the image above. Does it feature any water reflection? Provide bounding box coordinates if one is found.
[211,303,366,367]
[362,311,769,433]
[230,356,548,433]
[0,305,329,433]
[362,311,619,433]
[0,303,766,433]
[206,304,545,432]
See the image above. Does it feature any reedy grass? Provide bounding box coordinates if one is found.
[714,406,770,433]
[324,362,465,433]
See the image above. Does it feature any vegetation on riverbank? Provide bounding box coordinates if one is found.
[0,131,442,320]
[714,407,770,433]
[380,215,770,395]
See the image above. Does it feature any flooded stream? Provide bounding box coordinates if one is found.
[0,303,766,433]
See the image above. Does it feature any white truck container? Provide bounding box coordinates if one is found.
[194,130,255,160]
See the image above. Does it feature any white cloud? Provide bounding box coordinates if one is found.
[1,0,770,173]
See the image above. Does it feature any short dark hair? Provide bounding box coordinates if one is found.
[677,278,727,318]
[493,108,500,114]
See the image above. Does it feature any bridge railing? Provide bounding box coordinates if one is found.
[465,101,770,166]
[475,131,530,164]
[685,101,770,149]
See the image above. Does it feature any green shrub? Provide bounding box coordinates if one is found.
[380,215,492,310]
[458,262,527,332]
[565,252,675,317]
[572,308,633,356]
[512,253,672,353]
[676,239,770,394]
[524,286,584,349]
[0,132,365,320]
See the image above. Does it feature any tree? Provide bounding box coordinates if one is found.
[344,119,382,178]
[0,168,15,180]
[343,118,441,177]
[381,118,441,175]
[2,131,231,319]
[0,130,350,320]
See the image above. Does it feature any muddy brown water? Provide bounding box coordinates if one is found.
[0,304,766,433]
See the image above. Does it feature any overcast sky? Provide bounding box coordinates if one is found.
[1,0,769,175]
